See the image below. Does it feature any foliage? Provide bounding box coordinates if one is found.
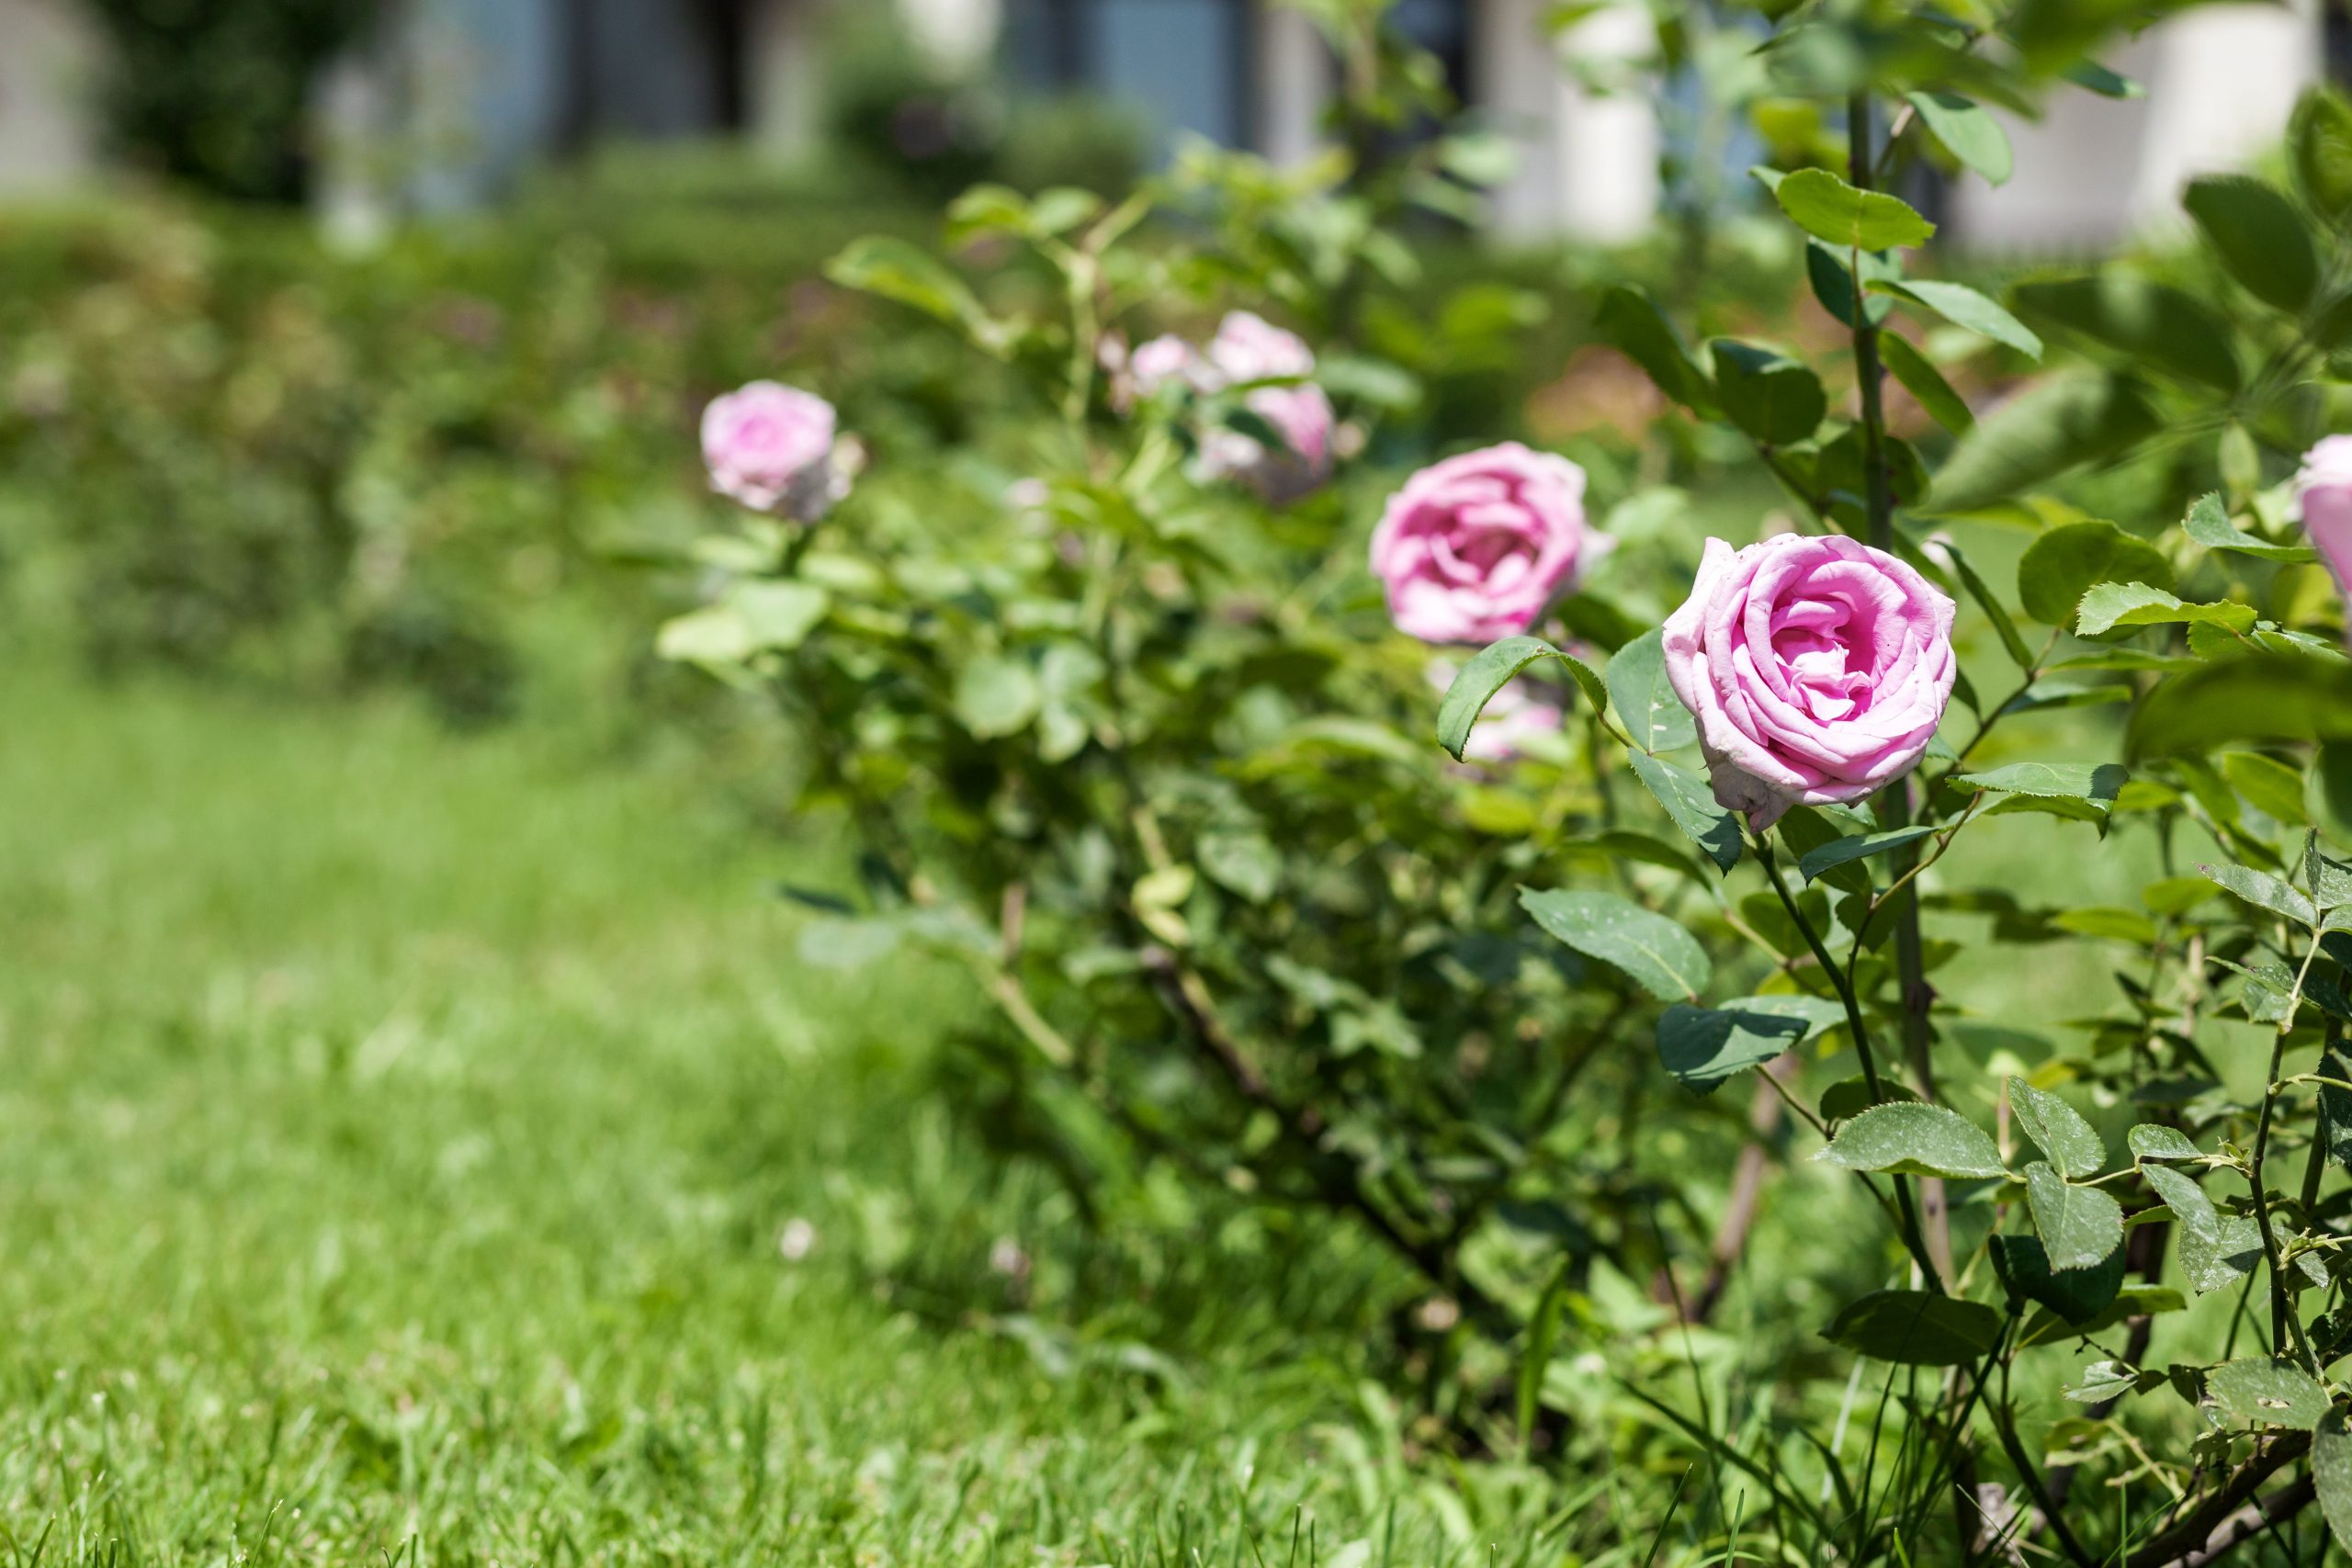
[661,17,1725,1433]
[670,0,2352,1563]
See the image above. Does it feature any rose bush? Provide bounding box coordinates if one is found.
[652,27,1736,1416]
[656,0,2352,1561]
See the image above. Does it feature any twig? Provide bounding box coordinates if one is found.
[2120,1437,2312,1568]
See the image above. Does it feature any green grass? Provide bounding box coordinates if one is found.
[0,667,1613,1565]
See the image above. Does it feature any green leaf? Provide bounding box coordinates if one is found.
[2025,1161,2124,1272]
[1820,1075,1916,1124]
[1795,824,1939,885]
[729,581,831,649]
[1953,761,2128,810]
[1774,168,1937,250]
[2018,1284,2182,1348]
[1872,279,2042,359]
[1993,1234,2125,1325]
[2010,1079,2106,1179]
[1198,830,1281,904]
[1937,538,2030,667]
[2292,88,2352,228]
[2064,60,2143,97]
[2322,1045,2352,1177]
[2130,655,2352,759]
[2208,1359,2331,1430]
[656,581,831,664]
[2223,752,2310,826]
[1907,92,2012,186]
[2182,491,2317,563]
[2010,276,2240,392]
[1778,806,1871,895]
[1628,751,1742,874]
[827,236,1005,351]
[1815,1101,2007,1179]
[1928,376,2159,515]
[1516,1256,1575,1459]
[2064,1359,2147,1402]
[2127,1123,2201,1162]
[2014,520,2174,627]
[1593,286,1715,412]
[2314,1411,2352,1556]
[2048,906,2156,942]
[1436,637,1611,760]
[2183,175,2319,315]
[1518,886,1712,1002]
[1560,830,1709,886]
[2075,582,2256,638]
[2143,1164,2261,1294]
[1805,237,1897,329]
[1656,1004,1810,1094]
[1879,333,1973,435]
[2199,861,2318,927]
[1607,627,1696,754]
[1823,1291,2003,1366]
[954,656,1043,739]
[1708,340,1826,445]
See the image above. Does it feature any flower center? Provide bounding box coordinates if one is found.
[1770,593,1874,721]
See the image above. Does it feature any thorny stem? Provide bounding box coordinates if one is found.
[2251,919,2327,1374]
[1757,835,1943,1290]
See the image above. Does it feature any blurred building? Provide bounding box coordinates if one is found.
[0,0,2335,252]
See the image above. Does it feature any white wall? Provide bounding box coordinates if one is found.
[0,0,102,197]
[1950,0,2323,253]
[1473,0,1659,243]
[1253,1,1331,169]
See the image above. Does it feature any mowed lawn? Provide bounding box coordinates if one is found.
[0,668,1594,1565]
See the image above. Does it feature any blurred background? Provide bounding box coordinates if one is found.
[0,0,2338,244]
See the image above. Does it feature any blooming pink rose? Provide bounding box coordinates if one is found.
[1369,443,1602,644]
[701,380,845,522]
[2295,436,2352,622]
[1662,533,1956,830]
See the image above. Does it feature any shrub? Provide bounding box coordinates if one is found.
[660,0,2352,1558]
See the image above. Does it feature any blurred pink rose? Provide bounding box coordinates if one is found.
[1200,380,1334,503]
[1113,313,1333,501]
[701,380,845,522]
[1128,333,1204,398]
[1661,533,1955,830]
[2295,436,2352,622]
[1204,311,1316,384]
[1370,443,1601,644]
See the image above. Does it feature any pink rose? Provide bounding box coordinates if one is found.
[1196,313,1331,501]
[1200,381,1334,503]
[701,380,845,522]
[1204,311,1316,384]
[1128,334,1204,398]
[2295,436,2352,618]
[1369,443,1602,644]
[1111,313,1334,501]
[1662,533,1956,830]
